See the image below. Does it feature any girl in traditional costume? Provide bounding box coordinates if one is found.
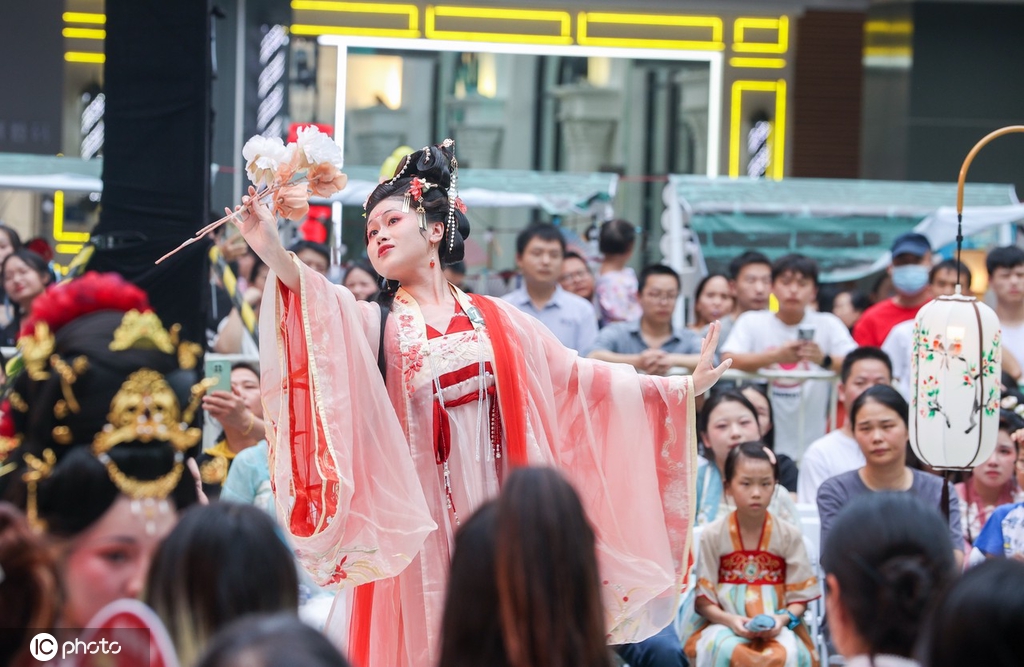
[685,442,819,667]
[232,141,730,667]
[695,391,798,527]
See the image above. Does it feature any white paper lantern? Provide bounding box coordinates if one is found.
[910,291,1002,470]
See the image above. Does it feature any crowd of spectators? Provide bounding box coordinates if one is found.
[3,215,1024,667]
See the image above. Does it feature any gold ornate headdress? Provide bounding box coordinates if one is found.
[6,274,208,531]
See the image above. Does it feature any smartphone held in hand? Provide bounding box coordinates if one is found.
[205,359,231,393]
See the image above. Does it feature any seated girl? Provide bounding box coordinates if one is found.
[685,442,820,667]
[696,390,798,526]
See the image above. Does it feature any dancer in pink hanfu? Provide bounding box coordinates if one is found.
[232,141,730,667]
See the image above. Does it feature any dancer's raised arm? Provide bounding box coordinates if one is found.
[230,185,300,293]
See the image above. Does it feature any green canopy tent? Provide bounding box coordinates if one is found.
[662,175,1024,283]
[313,165,618,216]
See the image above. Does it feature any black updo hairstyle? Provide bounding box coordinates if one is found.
[0,276,201,538]
[919,559,1024,667]
[723,440,778,485]
[363,142,471,272]
[822,492,956,659]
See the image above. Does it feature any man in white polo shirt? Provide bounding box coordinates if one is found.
[796,346,893,504]
[721,253,857,460]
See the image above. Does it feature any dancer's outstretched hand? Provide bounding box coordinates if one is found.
[691,320,732,396]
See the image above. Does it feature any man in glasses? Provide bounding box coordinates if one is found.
[589,263,702,376]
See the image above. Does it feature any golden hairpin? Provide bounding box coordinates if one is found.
[7,391,28,414]
[109,310,175,354]
[23,449,57,532]
[19,322,55,381]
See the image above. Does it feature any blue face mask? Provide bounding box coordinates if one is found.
[892,264,929,296]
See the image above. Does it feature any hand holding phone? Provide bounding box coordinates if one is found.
[797,327,815,341]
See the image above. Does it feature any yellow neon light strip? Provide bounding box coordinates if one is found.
[729,57,785,69]
[578,11,724,50]
[290,24,421,38]
[62,12,106,25]
[53,191,92,244]
[291,0,419,29]
[773,80,786,181]
[733,16,788,54]
[56,243,86,256]
[64,52,106,64]
[865,20,913,34]
[863,46,913,58]
[729,80,786,179]
[425,6,572,45]
[62,27,106,39]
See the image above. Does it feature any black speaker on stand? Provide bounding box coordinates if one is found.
[90,0,213,346]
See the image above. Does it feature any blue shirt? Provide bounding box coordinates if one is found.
[974,502,1024,558]
[502,285,598,354]
[592,319,703,357]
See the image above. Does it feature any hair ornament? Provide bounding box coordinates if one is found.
[109,310,176,354]
[19,323,55,382]
[90,368,203,501]
[22,449,57,531]
[445,139,460,253]
[405,177,437,231]
[762,446,777,465]
[7,392,28,414]
[49,355,88,416]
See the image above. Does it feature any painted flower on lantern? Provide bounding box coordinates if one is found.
[985,386,1000,417]
[919,374,949,425]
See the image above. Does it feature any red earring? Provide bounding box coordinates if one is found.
[430,257,436,269]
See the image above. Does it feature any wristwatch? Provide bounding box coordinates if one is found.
[784,609,801,630]
[821,354,833,369]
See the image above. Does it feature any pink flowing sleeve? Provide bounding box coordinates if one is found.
[487,299,697,643]
[259,256,435,588]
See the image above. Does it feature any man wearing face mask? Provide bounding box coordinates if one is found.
[852,232,933,347]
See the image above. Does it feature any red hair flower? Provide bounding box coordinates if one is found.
[20,271,151,338]
[409,178,423,202]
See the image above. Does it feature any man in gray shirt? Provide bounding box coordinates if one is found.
[588,264,703,375]
[502,223,598,354]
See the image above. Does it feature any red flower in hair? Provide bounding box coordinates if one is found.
[454,197,467,214]
[20,271,152,338]
[409,178,423,202]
